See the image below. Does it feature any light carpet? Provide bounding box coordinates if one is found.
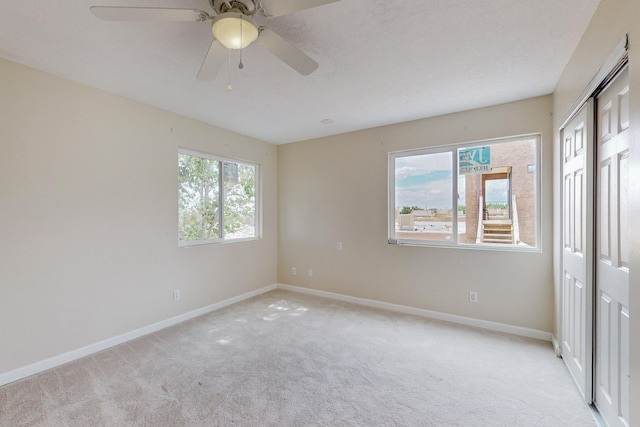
[1,289,595,426]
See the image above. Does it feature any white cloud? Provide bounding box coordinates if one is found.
[396,181,452,210]
[395,152,451,180]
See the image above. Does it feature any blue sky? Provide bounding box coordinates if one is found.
[395,151,511,211]
[395,153,454,210]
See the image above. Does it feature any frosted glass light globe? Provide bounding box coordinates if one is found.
[212,15,258,50]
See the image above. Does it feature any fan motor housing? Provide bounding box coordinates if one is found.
[211,0,256,15]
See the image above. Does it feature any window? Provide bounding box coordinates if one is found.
[178,150,259,245]
[389,134,540,250]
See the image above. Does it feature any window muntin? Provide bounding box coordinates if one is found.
[179,150,259,246]
[389,135,540,251]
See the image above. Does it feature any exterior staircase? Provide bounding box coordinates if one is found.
[475,195,520,245]
[481,220,514,244]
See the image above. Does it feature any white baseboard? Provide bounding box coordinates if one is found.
[277,284,552,342]
[0,284,277,387]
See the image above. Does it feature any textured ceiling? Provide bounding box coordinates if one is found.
[0,0,600,144]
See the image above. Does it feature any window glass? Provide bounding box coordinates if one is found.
[178,153,220,242]
[179,151,259,245]
[223,161,256,239]
[394,152,453,242]
[390,135,540,250]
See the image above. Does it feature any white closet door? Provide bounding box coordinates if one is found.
[561,102,594,402]
[595,66,630,427]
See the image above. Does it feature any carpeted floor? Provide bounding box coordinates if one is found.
[1,289,596,426]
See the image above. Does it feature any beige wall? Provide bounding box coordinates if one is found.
[552,0,640,422]
[278,95,554,332]
[0,59,278,375]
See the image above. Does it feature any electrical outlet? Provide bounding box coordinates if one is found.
[291,267,297,276]
[337,241,343,251]
[469,291,478,303]
[173,290,181,301]
[308,269,313,277]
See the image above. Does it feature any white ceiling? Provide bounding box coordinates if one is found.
[0,0,600,144]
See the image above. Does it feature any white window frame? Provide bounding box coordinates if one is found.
[388,134,541,252]
[178,148,261,247]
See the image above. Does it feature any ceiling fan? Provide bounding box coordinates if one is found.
[90,0,338,80]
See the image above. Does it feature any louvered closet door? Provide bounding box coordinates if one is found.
[561,102,593,402]
[595,66,630,427]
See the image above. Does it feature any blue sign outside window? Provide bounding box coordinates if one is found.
[459,147,491,174]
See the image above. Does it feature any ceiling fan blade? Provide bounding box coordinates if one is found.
[197,40,227,81]
[90,6,210,22]
[256,28,318,76]
[260,0,339,17]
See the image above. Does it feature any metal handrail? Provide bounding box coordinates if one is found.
[475,196,484,244]
[512,195,520,244]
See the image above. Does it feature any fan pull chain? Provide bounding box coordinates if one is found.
[227,48,233,91]
[239,15,244,69]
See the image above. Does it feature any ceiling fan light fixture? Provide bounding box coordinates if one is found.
[212,14,258,49]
